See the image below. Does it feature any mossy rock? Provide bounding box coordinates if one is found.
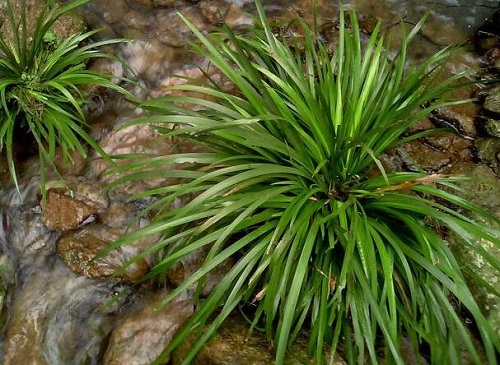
[484,92,500,115]
[475,138,500,170]
[484,118,500,137]
[0,0,87,42]
[450,165,500,338]
[451,231,500,338]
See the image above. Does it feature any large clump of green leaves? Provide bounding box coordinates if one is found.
[109,2,500,364]
[0,0,131,197]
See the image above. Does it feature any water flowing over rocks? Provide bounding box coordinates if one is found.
[0,202,133,365]
[57,225,149,282]
[104,293,194,365]
[3,263,130,365]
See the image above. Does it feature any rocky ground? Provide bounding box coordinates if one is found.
[0,0,499,364]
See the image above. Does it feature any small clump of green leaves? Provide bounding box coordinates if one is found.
[108,2,500,364]
[0,0,132,198]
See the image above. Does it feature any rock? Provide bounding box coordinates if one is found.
[483,118,500,137]
[451,228,500,339]
[53,10,88,39]
[57,224,151,282]
[421,18,468,46]
[485,47,500,72]
[153,0,177,7]
[172,315,347,365]
[0,0,87,42]
[154,7,206,47]
[99,202,138,228]
[199,0,230,24]
[52,150,88,177]
[90,121,204,198]
[6,204,56,267]
[41,179,109,232]
[87,57,124,90]
[3,262,130,365]
[126,0,154,7]
[453,163,500,213]
[467,237,500,338]
[474,8,500,52]
[397,131,473,174]
[167,246,235,297]
[224,4,254,27]
[475,138,500,173]
[199,1,252,27]
[104,293,194,365]
[430,100,480,139]
[1,170,136,365]
[41,190,96,232]
[90,122,164,184]
[0,252,15,329]
[224,0,254,7]
[118,39,175,82]
[484,92,500,115]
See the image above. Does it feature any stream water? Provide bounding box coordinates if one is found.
[0,0,499,364]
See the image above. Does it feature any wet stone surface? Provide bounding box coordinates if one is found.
[0,202,134,365]
[57,225,149,282]
[3,262,130,365]
[104,293,194,365]
[484,92,500,115]
[55,199,159,282]
[41,179,109,232]
[167,246,236,297]
[475,138,500,174]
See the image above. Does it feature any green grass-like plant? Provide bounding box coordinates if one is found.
[0,0,132,197]
[108,2,500,364]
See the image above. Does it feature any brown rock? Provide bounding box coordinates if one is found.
[104,294,194,365]
[431,101,480,139]
[4,309,47,365]
[224,5,254,27]
[153,0,177,7]
[155,7,206,47]
[91,122,204,197]
[118,39,175,82]
[41,179,109,232]
[128,0,154,6]
[57,225,149,282]
[90,123,167,186]
[167,245,235,297]
[172,315,347,365]
[41,189,98,232]
[199,0,230,24]
[421,19,468,46]
[99,203,137,228]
